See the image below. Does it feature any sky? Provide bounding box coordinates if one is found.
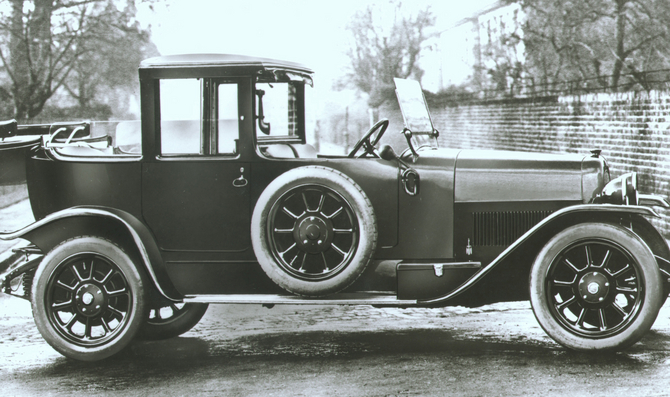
[135,0,501,150]
[138,0,500,89]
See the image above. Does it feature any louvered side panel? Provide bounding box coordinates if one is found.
[473,210,552,246]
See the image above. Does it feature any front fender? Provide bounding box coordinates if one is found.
[421,204,663,305]
[0,206,181,301]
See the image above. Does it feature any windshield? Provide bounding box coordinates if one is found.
[394,78,435,136]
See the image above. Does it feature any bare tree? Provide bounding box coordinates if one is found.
[345,2,435,107]
[0,0,158,121]
[478,5,525,96]
[61,1,158,119]
[518,0,670,92]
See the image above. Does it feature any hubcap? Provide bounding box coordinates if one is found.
[295,215,333,254]
[75,283,105,317]
[578,272,610,303]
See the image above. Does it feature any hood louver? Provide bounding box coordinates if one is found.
[473,211,552,246]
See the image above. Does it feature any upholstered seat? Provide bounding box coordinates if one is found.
[290,144,318,158]
[261,143,318,158]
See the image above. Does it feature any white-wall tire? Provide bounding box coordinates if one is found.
[32,236,146,361]
[252,166,377,296]
[530,223,663,351]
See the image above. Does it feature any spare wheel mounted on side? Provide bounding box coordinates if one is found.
[252,166,377,296]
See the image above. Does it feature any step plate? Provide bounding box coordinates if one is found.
[183,293,417,306]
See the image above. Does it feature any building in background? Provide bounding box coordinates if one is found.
[421,1,524,93]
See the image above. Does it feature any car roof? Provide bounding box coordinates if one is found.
[139,54,313,74]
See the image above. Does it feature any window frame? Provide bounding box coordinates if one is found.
[156,77,242,159]
[254,80,307,146]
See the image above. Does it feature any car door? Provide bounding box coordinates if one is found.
[142,78,251,253]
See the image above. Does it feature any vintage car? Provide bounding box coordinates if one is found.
[0,54,669,361]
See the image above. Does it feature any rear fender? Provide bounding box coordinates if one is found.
[0,206,181,301]
[421,204,664,305]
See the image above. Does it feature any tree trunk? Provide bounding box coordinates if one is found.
[611,0,627,91]
[9,0,28,119]
[7,0,55,120]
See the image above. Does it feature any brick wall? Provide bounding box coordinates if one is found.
[380,90,670,237]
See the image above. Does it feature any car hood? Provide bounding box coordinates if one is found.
[449,149,605,204]
[415,149,605,203]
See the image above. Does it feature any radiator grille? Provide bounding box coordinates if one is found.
[473,210,552,246]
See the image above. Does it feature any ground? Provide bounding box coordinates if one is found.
[2,295,670,396]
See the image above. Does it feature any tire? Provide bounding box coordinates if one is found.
[136,302,208,340]
[252,166,377,296]
[31,236,146,361]
[529,223,664,351]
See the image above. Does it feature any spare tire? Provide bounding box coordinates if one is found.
[251,166,377,296]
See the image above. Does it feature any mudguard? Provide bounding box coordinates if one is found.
[420,204,666,305]
[0,206,181,301]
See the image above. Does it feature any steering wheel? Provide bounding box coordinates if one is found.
[347,119,389,158]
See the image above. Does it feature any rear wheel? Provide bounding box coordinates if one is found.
[530,223,663,351]
[136,301,208,340]
[31,236,146,361]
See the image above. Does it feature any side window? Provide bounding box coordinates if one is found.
[160,79,201,155]
[256,82,298,138]
[218,83,239,154]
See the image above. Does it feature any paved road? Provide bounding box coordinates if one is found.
[3,294,670,396]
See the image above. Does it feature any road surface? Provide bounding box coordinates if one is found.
[2,295,670,396]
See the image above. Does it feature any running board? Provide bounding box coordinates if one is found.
[183,293,417,306]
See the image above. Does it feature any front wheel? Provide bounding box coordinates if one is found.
[31,236,146,361]
[530,223,664,351]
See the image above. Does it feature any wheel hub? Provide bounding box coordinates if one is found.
[295,215,333,254]
[75,283,105,317]
[578,271,610,304]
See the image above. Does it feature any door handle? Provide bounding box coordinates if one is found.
[233,167,248,188]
